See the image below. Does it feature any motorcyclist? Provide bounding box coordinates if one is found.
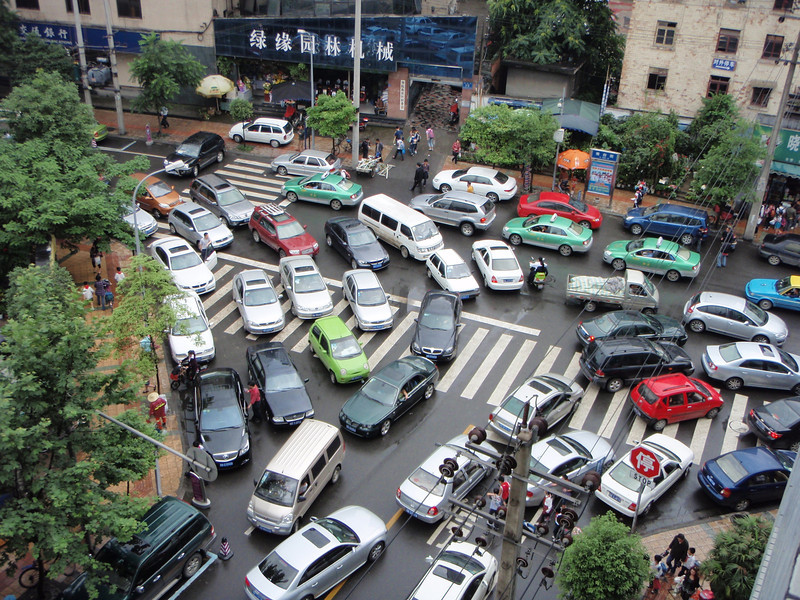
[182,350,199,385]
[528,256,548,287]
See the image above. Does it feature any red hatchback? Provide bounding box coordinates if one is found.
[516,191,603,229]
[630,373,723,431]
[249,203,319,258]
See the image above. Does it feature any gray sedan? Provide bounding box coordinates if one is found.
[342,269,393,331]
[270,149,341,177]
[683,291,788,346]
[244,505,386,600]
[702,342,800,394]
[232,269,285,335]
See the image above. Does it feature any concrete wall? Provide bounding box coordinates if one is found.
[506,67,571,100]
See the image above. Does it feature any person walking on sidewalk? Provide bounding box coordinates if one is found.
[394,137,405,161]
[410,163,424,192]
[452,139,461,164]
[664,533,689,574]
[408,127,420,156]
[147,392,168,431]
[114,266,125,284]
[199,233,213,262]
[717,226,736,268]
[421,159,430,188]
[90,240,103,273]
[360,139,370,159]
[81,281,95,305]
[159,106,169,130]
[94,274,110,311]
[393,126,403,145]
[374,138,384,161]
[426,125,435,152]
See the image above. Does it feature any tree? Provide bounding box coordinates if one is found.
[702,515,772,600]
[556,511,650,600]
[305,90,357,153]
[0,265,157,598]
[129,33,206,134]
[230,98,254,126]
[615,111,681,188]
[459,104,560,169]
[9,34,75,86]
[686,94,739,161]
[0,0,19,81]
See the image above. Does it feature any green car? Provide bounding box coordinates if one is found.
[602,237,701,281]
[92,122,108,143]
[501,214,593,256]
[281,172,364,211]
[309,315,370,384]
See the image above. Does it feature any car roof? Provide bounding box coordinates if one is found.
[247,341,293,370]
[194,173,231,189]
[374,357,425,386]
[535,191,571,203]
[313,315,352,338]
[473,240,513,254]
[169,291,202,311]
[789,275,800,287]
[345,268,381,288]
[173,201,212,218]
[280,256,318,272]
[640,237,681,252]
[641,373,695,395]
[466,166,500,177]
[183,131,221,143]
[696,291,746,309]
[440,190,490,204]
[531,214,574,227]
[295,149,332,160]
[652,203,708,218]
[252,117,290,126]
[418,435,472,472]
[253,203,295,222]
[327,216,361,230]
[641,433,693,462]
[589,336,655,352]
[239,269,273,287]
[433,248,467,265]
[152,236,195,254]
[713,447,787,478]
[422,290,459,309]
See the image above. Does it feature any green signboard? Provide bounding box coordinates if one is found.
[754,124,800,165]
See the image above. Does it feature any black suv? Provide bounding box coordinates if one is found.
[576,310,687,348]
[246,342,314,426]
[165,131,226,177]
[189,173,255,227]
[579,337,694,392]
[759,233,800,267]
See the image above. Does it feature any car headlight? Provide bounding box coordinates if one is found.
[305,409,315,418]
[241,435,250,454]
[412,341,421,352]
[273,416,285,423]
[603,250,611,257]
[246,503,254,517]
[444,346,454,354]
[357,258,368,266]
[158,202,170,208]
[280,512,294,524]
[363,362,369,370]
[289,249,300,255]
[502,226,509,233]
[312,243,319,250]
[340,368,347,375]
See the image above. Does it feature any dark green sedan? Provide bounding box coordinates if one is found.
[281,172,364,210]
[339,356,438,437]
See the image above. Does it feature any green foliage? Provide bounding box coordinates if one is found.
[557,512,650,600]
[230,97,254,124]
[702,515,772,600]
[459,104,559,169]
[305,91,357,153]
[216,55,234,78]
[0,265,152,592]
[288,62,309,81]
[687,94,739,160]
[9,34,75,86]
[0,0,20,81]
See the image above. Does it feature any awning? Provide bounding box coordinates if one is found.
[770,161,800,180]
[541,99,600,136]
[268,81,313,104]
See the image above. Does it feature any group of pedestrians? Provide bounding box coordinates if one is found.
[649,533,703,599]
[82,241,126,311]
[758,201,798,233]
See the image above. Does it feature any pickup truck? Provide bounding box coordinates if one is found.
[565,268,659,314]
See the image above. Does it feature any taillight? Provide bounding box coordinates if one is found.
[488,414,495,422]
[706,359,717,371]
[427,506,439,517]
[505,188,514,193]
[491,276,498,283]
[526,491,533,498]
[721,488,731,498]
[687,304,697,314]
[396,488,401,498]
[588,336,595,342]
[769,431,782,439]
[595,368,605,377]
[628,502,637,511]
[480,217,487,223]
[583,239,590,246]
[518,274,524,282]
[351,193,358,199]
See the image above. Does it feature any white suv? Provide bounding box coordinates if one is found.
[228,117,293,147]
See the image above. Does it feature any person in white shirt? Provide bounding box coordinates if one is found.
[114,266,125,283]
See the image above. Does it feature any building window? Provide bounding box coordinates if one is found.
[716,29,739,53]
[774,0,793,10]
[707,75,730,96]
[752,87,773,107]
[655,21,677,46]
[66,0,91,13]
[763,35,784,59]
[647,68,668,91]
[15,0,39,8]
[116,0,141,18]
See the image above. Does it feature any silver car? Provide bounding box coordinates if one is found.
[702,342,800,394]
[342,269,393,331]
[404,541,498,600]
[409,190,496,236]
[244,505,387,600]
[189,174,255,227]
[232,270,285,334]
[279,256,334,320]
[271,149,341,177]
[683,291,788,346]
[122,205,158,238]
[167,202,234,249]
[396,434,492,523]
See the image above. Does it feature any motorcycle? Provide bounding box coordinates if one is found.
[527,257,549,291]
[170,361,206,390]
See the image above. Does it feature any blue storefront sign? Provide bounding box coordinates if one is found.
[17,20,147,53]
[712,58,736,71]
[587,148,621,197]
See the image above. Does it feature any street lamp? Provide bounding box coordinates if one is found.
[297,29,316,149]
[551,127,565,192]
[130,161,184,256]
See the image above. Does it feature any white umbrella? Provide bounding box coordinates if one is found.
[196,75,235,98]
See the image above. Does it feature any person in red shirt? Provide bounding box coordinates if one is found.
[499,476,510,502]
[147,392,167,431]
[248,385,264,423]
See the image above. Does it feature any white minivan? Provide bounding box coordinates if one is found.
[357,194,444,260]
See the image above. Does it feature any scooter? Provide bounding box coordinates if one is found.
[528,257,549,291]
[170,362,206,390]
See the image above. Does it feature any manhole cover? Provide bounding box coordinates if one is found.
[729,420,749,434]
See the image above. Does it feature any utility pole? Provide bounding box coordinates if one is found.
[351,0,362,170]
[101,0,126,134]
[71,0,92,106]
[745,27,800,240]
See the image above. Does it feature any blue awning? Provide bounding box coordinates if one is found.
[770,161,800,180]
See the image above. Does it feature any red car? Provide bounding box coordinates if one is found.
[630,373,723,431]
[249,203,319,258]
[516,191,603,229]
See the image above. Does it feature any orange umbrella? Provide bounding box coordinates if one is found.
[557,149,590,170]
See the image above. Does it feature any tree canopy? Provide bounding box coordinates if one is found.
[305,90,358,153]
[686,94,740,161]
[9,34,74,86]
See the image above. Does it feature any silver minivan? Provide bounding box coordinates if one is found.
[247,420,345,535]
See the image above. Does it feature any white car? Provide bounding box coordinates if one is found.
[122,204,158,238]
[149,236,217,295]
[228,117,294,147]
[471,240,524,291]
[167,292,215,363]
[404,541,498,600]
[342,269,393,331]
[594,433,694,518]
[431,166,518,202]
[426,249,480,300]
[279,256,334,320]
[232,269,285,334]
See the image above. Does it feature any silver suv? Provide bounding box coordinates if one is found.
[683,291,788,346]
[408,190,496,236]
[189,174,254,227]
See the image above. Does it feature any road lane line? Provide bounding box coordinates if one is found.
[597,390,629,438]
[487,339,537,406]
[209,300,238,329]
[721,393,748,454]
[690,416,712,462]
[201,274,234,310]
[368,313,416,368]
[625,416,647,446]
[464,334,512,400]
[272,309,309,342]
[563,351,582,381]
[568,385,600,430]
[386,509,405,530]
[438,328,488,393]
[533,345,557,376]
[224,316,244,335]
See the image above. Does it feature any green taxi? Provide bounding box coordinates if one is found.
[603,237,701,281]
[309,315,370,384]
[281,172,364,211]
[501,213,593,256]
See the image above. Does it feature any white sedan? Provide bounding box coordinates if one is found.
[404,541,497,600]
[149,236,217,295]
[342,269,393,331]
[431,166,518,202]
[167,292,215,363]
[594,433,694,517]
[426,249,480,300]
[471,240,524,291]
[232,269,285,335]
[279,256,334,319]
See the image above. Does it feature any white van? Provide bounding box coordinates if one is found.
[247,420,345,535]
[358,194,444,260]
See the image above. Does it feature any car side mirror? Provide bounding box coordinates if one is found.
[457,323,463,328]
[278,293,284,299]
[304,377,310,383]
[136,586,145,594]
[253,478,258,486]
[303,224,308,229]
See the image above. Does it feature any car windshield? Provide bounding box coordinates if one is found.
[348,229,377,247]
[147,181,173,198]
[169,252,202,270]
[642,205,660,216]
[445,263,471,279]
[412,221,439,242]
[316,518,359,544]
[778,276,793,291]
[200,400,243,431]
[276,221,306,239]
[625,239,645,252]
[638,383,661,405]
[95,542,135,595]
[743,301,768,326]
[569,196,588,211]
[718,343,742,362]
[194,213,221,231]
[361,378,399,406]
[173,315,207,336]
[175,142,201,158]
[491,257,519,272]
[440,551,485,575]
[245,287,278,306]
[779,349,799,372]
[493,171,509,184]
[257,551,298,589]
[217,188,246,206]
[254,471,298,507]
[266,370,304,393]
[331,335,362,360]
[356,287,386,306]
[713,453,748,484]
[294,273,326,293]
[409,467,446,496]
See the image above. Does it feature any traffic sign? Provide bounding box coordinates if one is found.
[630,446,660,479]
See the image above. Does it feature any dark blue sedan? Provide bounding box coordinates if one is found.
[697,446,795,511]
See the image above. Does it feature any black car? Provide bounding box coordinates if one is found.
[411,290,462,362]
[165,131,226,177]
[576,310,687,347]
[339,356,438,437]
[246,342,315,426]
[194,368,251,469]
[579,337,694,393]
[759,233,800,267]
[324,217,390,270]
[747,397,800,450]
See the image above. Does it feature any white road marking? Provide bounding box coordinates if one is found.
[596,390,630,439]
[463,334,512,400]
[487,339,537,406]
[625,416,647,447]
[369,313,417,369]
[533,345,558,376]
[209,301,238,329]
[721,393,749,454]
[438,328,488,393]
[563,351,582,381]
[568,385,600,430]
[690,417,713,462]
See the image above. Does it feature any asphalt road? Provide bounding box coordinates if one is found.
[104,137,800,600]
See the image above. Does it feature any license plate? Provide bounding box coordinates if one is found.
[426,354,437,360]
[503,278,515,283]
[311,312,323,317]
[219,461,234,468]
[345,424,356,433]
[608,491,622,503]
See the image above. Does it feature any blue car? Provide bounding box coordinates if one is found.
[745,275,800,311]
[697,446,795,511]
[623,203,709,246]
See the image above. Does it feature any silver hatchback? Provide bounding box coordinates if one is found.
[702,342,800,394]
[683,291,788,346]
[409,190,496,236]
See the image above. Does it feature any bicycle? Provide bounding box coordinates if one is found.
[17,561,77,588]
[332,137,352,156]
